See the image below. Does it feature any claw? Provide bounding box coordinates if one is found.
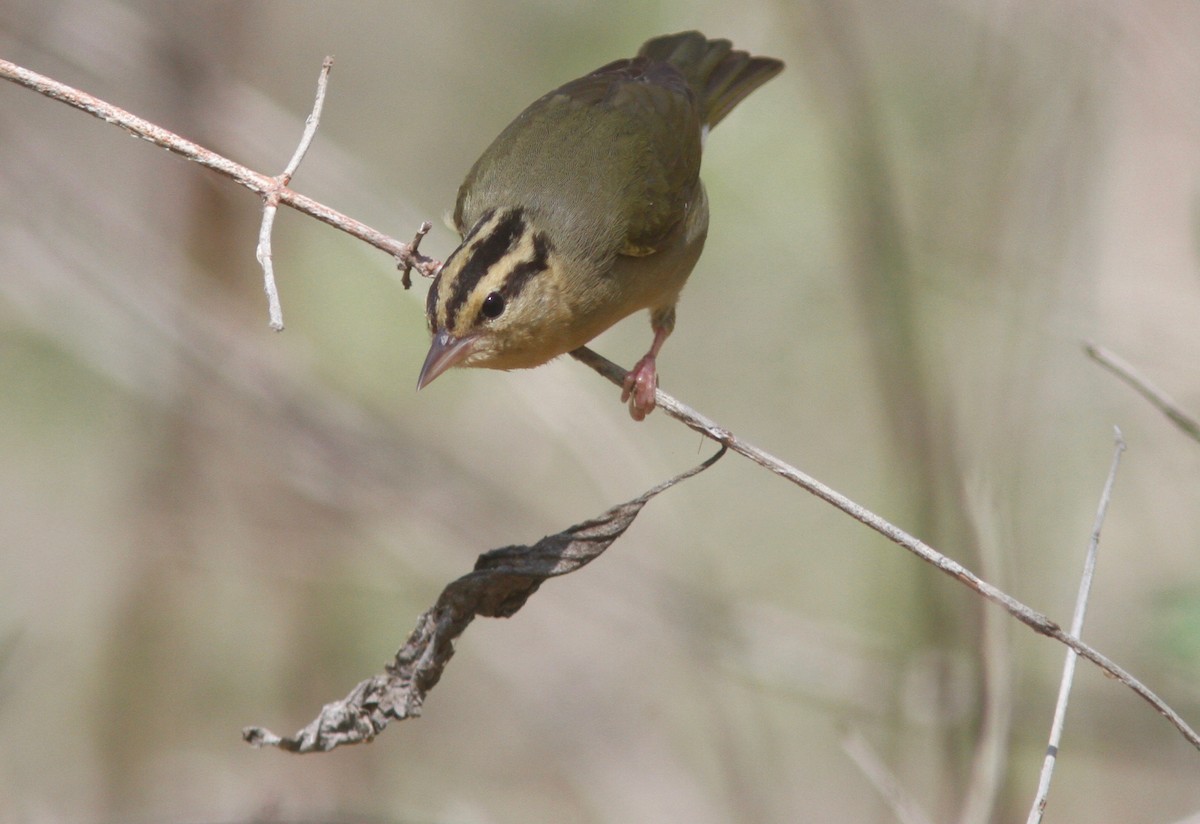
[622,355,659,421]
[620,323,671,421]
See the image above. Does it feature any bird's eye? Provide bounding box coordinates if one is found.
[481,291,506,320]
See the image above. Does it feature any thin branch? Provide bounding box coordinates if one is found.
[255,56,335,331]
[256,203,286,330]
[279,57,333,186]
[243,447,726,752]
[1085,341,1200,443]
[1026,427,1126,823]
[841,728,936,824]
[0,57,440,298]
[569,347,1200,751]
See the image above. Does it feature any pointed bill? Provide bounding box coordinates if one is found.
[417,330,479,390]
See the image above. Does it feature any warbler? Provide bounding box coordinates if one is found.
[419,31,783,419]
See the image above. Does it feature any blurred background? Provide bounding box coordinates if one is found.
[2,1,1200,822]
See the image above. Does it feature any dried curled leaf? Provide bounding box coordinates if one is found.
[243,446,725,753]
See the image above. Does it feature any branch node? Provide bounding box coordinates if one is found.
[397,220,436,289]
[253,56,334,331]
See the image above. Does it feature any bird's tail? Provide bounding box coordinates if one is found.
[638,31,784,130]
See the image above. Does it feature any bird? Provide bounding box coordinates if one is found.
[418,31,783,420]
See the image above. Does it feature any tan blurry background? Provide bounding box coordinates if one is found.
[2,1,1200,822]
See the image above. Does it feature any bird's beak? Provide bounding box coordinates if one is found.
[417,330,479,390]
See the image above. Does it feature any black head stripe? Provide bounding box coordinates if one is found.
[444,209,526,330]
[426,208,497,332]
[466,230,552,326]
[500,231,551,301]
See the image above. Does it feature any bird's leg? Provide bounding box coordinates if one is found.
[621,308,674,421]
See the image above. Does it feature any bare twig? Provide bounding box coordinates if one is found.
[256,199,286,330]
[280,58,333,186]
[399,220,434,289]
[0,57,440,306]
[841,728,937,824]
[570,346,1200,750]
[1085,341,1200,444]
[243,447,726,752]
[256,57,335,330]
[1026,427,1126,823]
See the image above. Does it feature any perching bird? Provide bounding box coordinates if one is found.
[419,31,783,420]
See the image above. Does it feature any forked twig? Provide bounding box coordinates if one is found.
[256,57,335,330]
[0,57,441,312]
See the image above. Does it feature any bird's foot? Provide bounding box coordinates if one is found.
[621,354,659,421]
